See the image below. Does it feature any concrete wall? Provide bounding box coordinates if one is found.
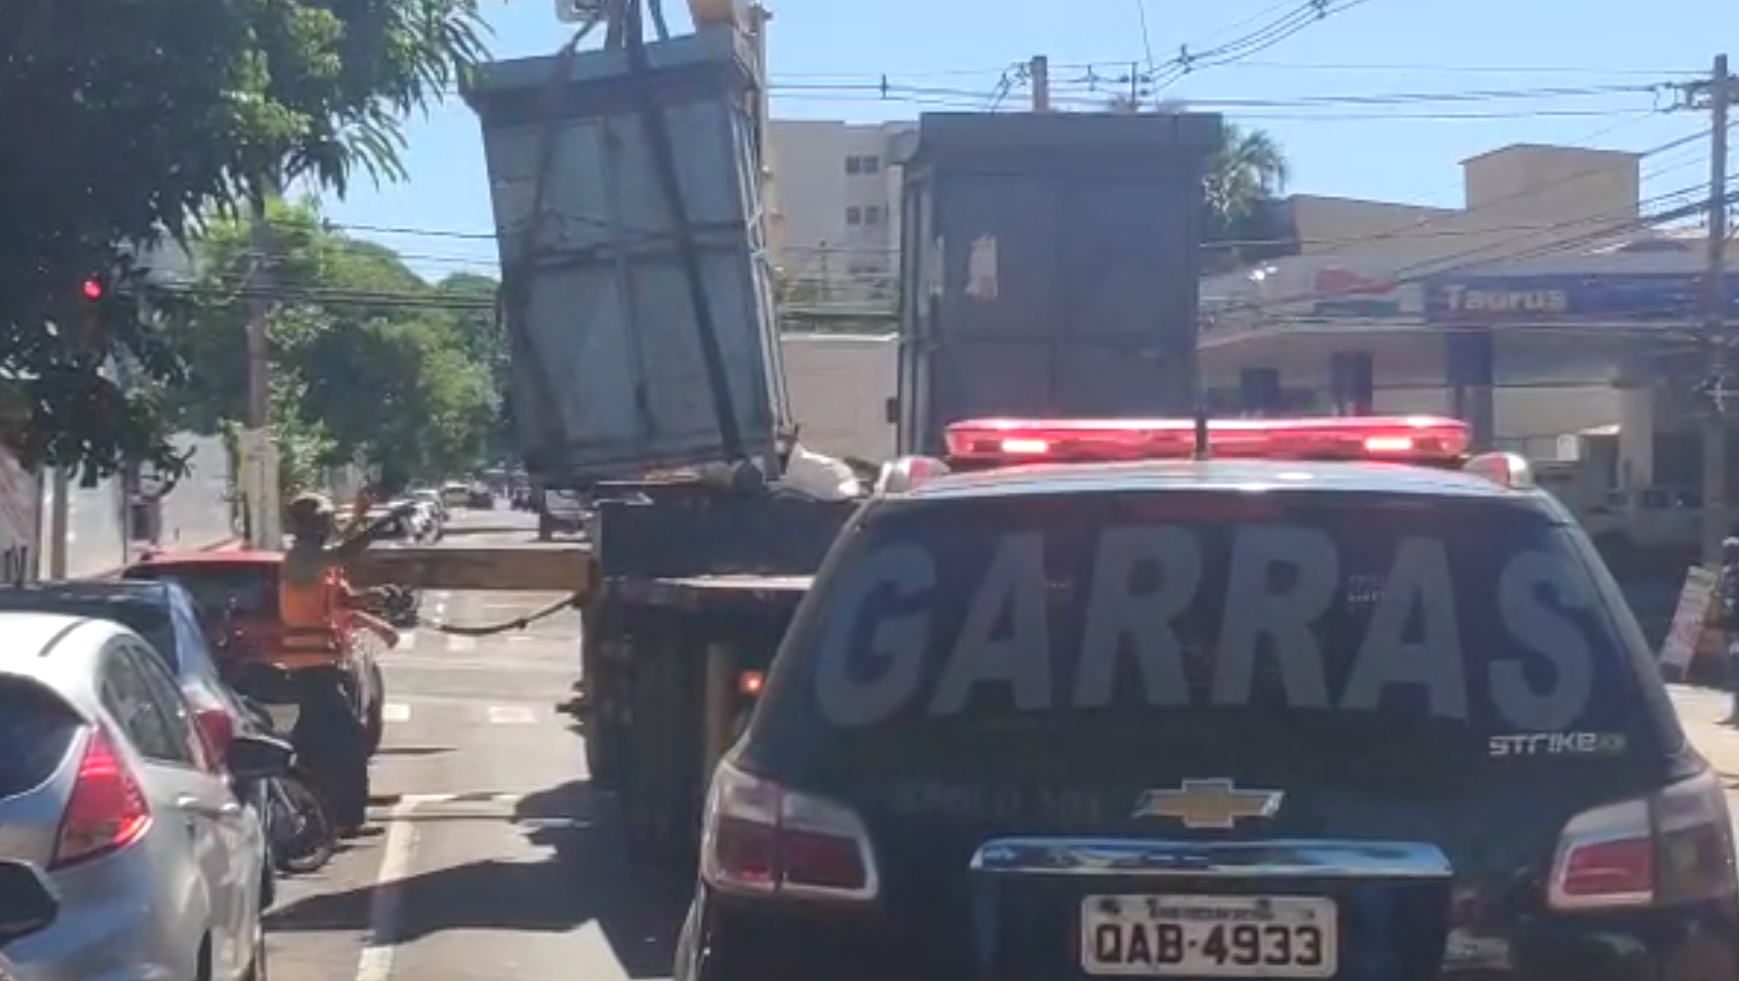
[42,432,234,579]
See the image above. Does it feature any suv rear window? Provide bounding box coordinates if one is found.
[0,678,82,799]
[748,490,1671,787]
[0,594,176,667]
[127,564,278,620]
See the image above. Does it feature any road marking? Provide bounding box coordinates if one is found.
[353,798,418,981]
[381,702,411,723]
[393,630,417,652]
[447,635,478,653]
[486,705,538,725]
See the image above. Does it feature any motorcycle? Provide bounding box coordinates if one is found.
[236,695,339,875]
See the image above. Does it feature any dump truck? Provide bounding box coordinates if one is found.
[349,17,1221,867]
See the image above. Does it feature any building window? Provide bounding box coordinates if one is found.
[846,206,862,225]
[863,206,882,226]
[860,155,881,174]
[845,156,862,175]
[844,154,882,176]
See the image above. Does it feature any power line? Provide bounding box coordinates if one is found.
[265,133,1713,260]
[1153,0,1384,90]
[1204,60,1704,77]
[773,78,1670,108]
[1133,0,1157,73]
[192,180,1733,318]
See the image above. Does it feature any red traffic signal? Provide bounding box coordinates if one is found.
[81,279,102,301]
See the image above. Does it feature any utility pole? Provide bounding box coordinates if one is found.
[242,179,279,548]
[1695,54,1734,570]
[1029,55,1049,112]
[246,194,272,433]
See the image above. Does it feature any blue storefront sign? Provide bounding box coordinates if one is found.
[1424,273,1739,324]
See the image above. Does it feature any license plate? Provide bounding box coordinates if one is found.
[1080,894,1337,978]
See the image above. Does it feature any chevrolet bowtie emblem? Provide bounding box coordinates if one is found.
[1133,779,1284,829]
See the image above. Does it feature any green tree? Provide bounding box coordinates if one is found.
[1101,99,1292,273]
[0,0,486,479]
[1201,124,1292,272]
[165,202,500,493]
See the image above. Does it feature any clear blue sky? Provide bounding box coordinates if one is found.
[318,0,1730,280]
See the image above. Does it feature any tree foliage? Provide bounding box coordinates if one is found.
[163,201,503,494]
[0,0,487,479]
[1102,99,1293,273]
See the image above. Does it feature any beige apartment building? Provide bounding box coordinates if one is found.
[767,119,914,300]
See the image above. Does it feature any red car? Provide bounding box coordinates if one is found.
[122,550,390,752]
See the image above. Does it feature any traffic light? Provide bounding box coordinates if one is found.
[81,278,102,301]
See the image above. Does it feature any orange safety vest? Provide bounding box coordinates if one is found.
[279,567,340,656]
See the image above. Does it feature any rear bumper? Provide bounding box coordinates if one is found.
[8,837,206,981]
[676,883,1739,981]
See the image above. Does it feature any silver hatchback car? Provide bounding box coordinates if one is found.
[0,612,288,981]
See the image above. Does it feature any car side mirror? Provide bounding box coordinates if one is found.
[0,860,59,947]
[226,732,293,782]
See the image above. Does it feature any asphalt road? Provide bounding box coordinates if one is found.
[267,509,688,981]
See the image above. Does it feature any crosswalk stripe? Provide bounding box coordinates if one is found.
[378,699,550,726]
[486,705,538,725]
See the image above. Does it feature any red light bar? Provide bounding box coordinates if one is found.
[943,416,1470,465]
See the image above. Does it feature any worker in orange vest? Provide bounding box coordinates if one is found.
[280,488,416,836]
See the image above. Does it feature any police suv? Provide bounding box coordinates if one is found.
[675,415,1739,981]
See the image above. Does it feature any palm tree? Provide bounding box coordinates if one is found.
[1201,124,1291,271]
[1098,99,1292,270]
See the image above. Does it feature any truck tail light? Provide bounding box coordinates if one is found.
[700,760,880,902]
[1548,769,1737,911]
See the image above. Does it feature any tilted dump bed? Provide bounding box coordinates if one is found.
[464,27,789,486]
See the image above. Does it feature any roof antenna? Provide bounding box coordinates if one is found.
[1192,405,1211,461]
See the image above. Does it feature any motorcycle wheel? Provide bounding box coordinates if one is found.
[271,774,338,875]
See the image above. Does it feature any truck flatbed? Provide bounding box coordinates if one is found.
[603,573,812,611]
[348,542,594,593]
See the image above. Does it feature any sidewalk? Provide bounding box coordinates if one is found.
[1670,684,1739,774]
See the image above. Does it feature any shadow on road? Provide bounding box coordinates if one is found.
[266,779,689,978]
[371,745,455,757]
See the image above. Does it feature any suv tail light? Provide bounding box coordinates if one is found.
[1548,769,1737,911]
[53,726,152,869]
[700,760,880,902]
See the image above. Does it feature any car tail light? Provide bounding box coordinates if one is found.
[700,760,879,902]
[942,415,1470,466]
[193,705,235,766]
[53,726,152,869]
[1548,769,1737,911]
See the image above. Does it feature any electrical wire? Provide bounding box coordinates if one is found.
[259,130,1714,263]
[192,176,1733,320]
[1206,60,1704,77]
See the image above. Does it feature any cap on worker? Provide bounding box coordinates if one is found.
[288,492,336,521]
